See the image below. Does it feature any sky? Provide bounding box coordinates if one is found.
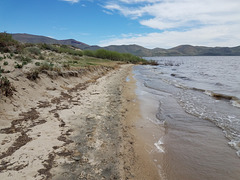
[1,0,240,49]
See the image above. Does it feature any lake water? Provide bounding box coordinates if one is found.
[133,56,240,179]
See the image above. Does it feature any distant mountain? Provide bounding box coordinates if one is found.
[12,33,240,56]
[12,33,89,49]
[86,44,240,56]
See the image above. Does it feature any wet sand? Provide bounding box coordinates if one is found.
[122,70,161,179]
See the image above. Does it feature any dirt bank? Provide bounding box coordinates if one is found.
[0,64,159,179]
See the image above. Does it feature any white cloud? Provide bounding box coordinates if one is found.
[61,0,79,3]
[99,24,240,49]
[102,0,240,48]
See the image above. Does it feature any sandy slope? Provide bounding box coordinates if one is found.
[0,64,130,179]
[0,64,160,180]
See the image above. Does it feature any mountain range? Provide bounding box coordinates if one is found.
[12,33,240,56]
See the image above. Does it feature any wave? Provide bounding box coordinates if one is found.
[204,91,240,108]
[154,138,165,153]
[171,73,191,81]
[175,84,240,109]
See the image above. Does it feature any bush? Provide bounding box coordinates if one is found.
[83,50,95,57]
[17,56,32,65]
[0,76,14,97]
[14,63,23,69]
[25,47,41,56]
[92,49,146,64]
[22,61,28,66]
[35,62,41,66]
[39,43,83,56]
[3,61,8,66]
[0,32,23,53]
[0,66,3,74]
[63,63,70,69]
[58,45,83,56]
[38,62,54,71]
[27,70,39,81]
[39,43,57,51]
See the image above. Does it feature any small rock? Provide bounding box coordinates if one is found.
[71,151,82,161]
[90,92,100,95]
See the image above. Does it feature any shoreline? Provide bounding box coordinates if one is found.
[0,64,159,179]
[122,68,161,179]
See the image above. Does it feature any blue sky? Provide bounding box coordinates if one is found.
[1,0,240,48]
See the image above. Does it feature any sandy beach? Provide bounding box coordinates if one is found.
[0,64,159,179]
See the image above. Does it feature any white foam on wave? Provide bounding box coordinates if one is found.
[154,138,165,153]
[228,140,240,157]
[237,151,240,157]
[204,90,212,96]
[231,100,240,108]
[147,117,165,125]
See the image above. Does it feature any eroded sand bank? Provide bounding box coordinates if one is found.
[0,64,159,179]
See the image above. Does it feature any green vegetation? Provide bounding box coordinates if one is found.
[14,63,23,69]
[25,47,41,56]
[38,62,55,71]
[83,49,148,64]
[0,32,22,53]
[0,76,14,96]
[35,62,41,66]
[40,44,83,56]
[83,50,95,57]
[0,32,157,97]
[0,66,14,97]
[27,70,39,81]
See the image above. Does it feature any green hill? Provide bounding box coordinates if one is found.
[12,33,240,56]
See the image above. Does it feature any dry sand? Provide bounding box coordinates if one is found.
[0,64,159,179]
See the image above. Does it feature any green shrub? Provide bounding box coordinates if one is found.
[35,62,41,66]
[0,76,14,97]
[14,63,23,69]
[39,43,58,51]
[22,61,28,66]
[39,43,83,56]
[27,70,39,81]
[0,32,23,53]
[0,57,3,61]
[83,50,95,57]
[0,66,3,74]
[63,63,70,69]
[3,61,8,66]
[95,49,108,59]
[26,47,41,56]
[39,62,54,71]
[17,56,32,64]
[92,49,146,63]
[58,45,83,56]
